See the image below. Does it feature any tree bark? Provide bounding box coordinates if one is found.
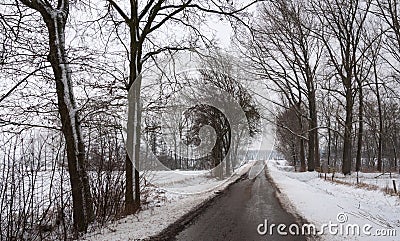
[19,0,94,232]
[376,73,383,172]
[356,81,363,172]
[298,111,306,172]
[125,74,142,214]
[327,114,331,166]
[134,84,142,210]
[342,84,353,175]
[125,22,143,214]
[308,88,318,171]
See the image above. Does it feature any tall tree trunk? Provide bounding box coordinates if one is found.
[299,137,306,172]
[327,115,331,166]
[393,125,398,171]
[19,1,94,231]
[308,87,319,171]
[342,84,353,175]
[125,23,143,214]
[296,103,306,171]
[334,119,339,169]
[314,129,320,168]
[375,73,383,172]
[125,83,136,214]
[134,86,142,209]
[356,84,363,172]
[307,129,315,172]
[125,75,142,214]
[125,152,134,214]
[292,143,297,168]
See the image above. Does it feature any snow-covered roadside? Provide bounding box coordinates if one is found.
[82,161,254,241]
[266,160,400,241]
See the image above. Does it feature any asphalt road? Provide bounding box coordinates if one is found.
[174,161,307,241]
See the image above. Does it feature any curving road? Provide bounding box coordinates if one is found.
[174,161,307,241]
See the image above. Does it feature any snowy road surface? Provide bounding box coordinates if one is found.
[174,161,307,241]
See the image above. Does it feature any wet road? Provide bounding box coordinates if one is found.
[174,161,307,241]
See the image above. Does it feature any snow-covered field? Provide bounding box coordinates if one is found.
[82,161,255,240]
[267,159,400,241]
[331,171,399,192]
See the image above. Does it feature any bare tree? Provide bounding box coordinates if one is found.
[312,0,371,174]
[18,0,93,232]
[104,0,260,214]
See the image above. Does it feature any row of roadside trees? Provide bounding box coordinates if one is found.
[239,0,400,175]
